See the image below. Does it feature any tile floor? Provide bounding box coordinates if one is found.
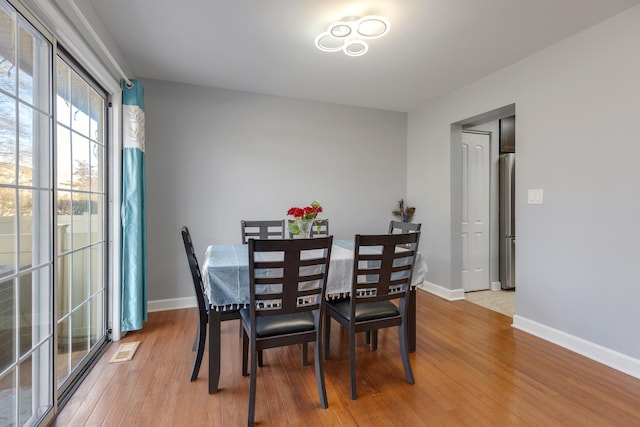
[465,289,515,317]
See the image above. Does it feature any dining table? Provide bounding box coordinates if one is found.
[201,239,428,394]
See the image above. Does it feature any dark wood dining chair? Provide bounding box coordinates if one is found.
[388,220,421,234]
[241,220,285,243]
[179,226,211,381]
[241,236,333,426]
[324,232,421,400]
[180,226,240,381]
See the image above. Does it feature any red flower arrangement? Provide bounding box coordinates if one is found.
[287,200,322,220]
[287,201,323,236]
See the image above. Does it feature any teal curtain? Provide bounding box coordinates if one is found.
[121,79,147,331]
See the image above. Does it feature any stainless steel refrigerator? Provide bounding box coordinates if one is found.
[499,153,516,289]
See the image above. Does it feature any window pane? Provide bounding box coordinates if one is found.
[17,189,32,271]
[56,59,71,128]
[56,125,71,189]
[22,189,51,268]
[32,108,51,188]
[0,4,16,94]
[0,370,16,425]
[89,243,102,296]
[19,356,34,424]
[17,15,51,113]
[17,25,34,105]
[0,92,16,185]
[90,141,103,193]
[90,194,103,244]
[31,266,51,345]
[56,255,70,319]
[89,89,103,144]
[19,273,32,357]
[71,192,89,250]
[19,105,50,188]
[70,72,89,135]
[0,278,15,372]
[56,191,70,255]
[71,249,88,309]
[89,291,103,349]
[55,316,70,386]
[70,304,88,371]
[18,103,33,186]
[31,340,52,420]
[0,187,16,276]
[71,132,90,190]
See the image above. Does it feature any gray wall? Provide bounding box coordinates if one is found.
[408,5,640,360]
[143,79,407,301]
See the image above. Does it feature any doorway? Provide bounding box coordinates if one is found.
[452,105,516,316]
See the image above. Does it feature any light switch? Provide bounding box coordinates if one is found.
[528,189,544,204]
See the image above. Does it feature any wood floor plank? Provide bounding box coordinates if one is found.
[53,290,640,426]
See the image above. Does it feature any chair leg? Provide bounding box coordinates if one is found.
[365,330,370,344]
[349,329,357,400]
[248,339,258,426]
[258,350,264,367]
[398,324,415,384]
[192,322,200,352]
[242,328,249,377]
[323,312,331,360]
[314,335,328,409]
[191,319,206,381]
[302,343,309,366]
[371,330,378,351]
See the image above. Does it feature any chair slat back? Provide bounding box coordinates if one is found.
[241,220,285,243]
[388,221,421,234]
[351,232,421,305]
[287,218,330,238]
[311,219,329,237]
[248,237,333,318]
[180,226,208,317]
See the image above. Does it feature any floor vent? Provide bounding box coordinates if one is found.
[109,341,140,363]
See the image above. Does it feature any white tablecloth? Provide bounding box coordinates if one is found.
[202,239,427,310]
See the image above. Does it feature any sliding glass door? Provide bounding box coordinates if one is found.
[0,1,54,423]
[54,53,108,396]
[0,1,110,424]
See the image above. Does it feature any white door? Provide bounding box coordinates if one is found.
[461,132,490,291]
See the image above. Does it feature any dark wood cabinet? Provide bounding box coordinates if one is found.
[500,115,516,153]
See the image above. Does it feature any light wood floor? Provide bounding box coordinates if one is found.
[54,290,640,426]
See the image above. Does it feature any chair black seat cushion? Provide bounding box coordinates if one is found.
[240,309,315,338]
[328,299,399,322]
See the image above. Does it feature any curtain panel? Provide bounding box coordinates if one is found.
[121,79,148,331]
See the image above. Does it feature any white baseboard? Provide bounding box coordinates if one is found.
[148,296,196,312]
[490,281,501,291]
[418,281,465,301]
[512,315,640,380]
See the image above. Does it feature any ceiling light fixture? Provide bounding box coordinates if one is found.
[315,15,389,57]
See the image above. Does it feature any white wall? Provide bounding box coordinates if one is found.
[143,79,408,301]
[408,5,640,366]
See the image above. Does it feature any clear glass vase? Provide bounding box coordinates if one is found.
[296,218,314,238]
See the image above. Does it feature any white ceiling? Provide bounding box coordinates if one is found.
[84,0,640,112]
